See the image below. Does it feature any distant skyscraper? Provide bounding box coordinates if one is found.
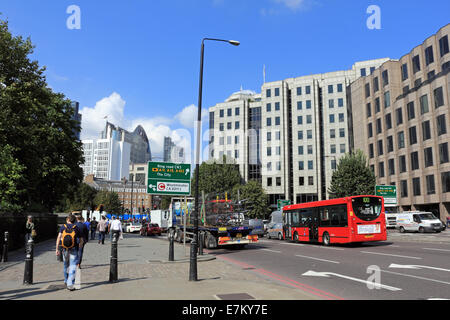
[163,136,185,163]
[102,122,152,164]
[70,101,82,140]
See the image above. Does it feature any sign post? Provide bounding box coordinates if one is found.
[375,185,397,207]
[147,162,191,196]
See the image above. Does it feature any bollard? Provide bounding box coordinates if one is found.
[109,232,118,283]
[23,239,34,285]
[168,230,174,262]
[198,232,204,256]
[2,232,9,262]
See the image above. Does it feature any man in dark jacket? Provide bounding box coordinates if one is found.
[90,217,98,240]
[75,215,89,268]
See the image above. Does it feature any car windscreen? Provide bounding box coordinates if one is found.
[418,213,436,220]
[351,197,382,222]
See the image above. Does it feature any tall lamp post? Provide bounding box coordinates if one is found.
[190,37,240,282]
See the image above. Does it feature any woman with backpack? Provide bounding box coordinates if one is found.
[55,214,83,291]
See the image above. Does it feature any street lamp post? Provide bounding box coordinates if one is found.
[190,37,240,282]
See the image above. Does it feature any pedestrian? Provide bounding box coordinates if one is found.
[55,214,83,291]
[85,218,91,234]
[90,217,98,240]
[97,215,108,245]
[75,215,89,268]
[108,216,123,241]
[24,215,36,246]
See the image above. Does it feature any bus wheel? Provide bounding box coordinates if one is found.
[322,232,330,246]
[278,233,283,240]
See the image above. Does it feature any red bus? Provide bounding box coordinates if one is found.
[282,195,387,245]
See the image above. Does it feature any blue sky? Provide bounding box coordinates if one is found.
[2,0,449,159]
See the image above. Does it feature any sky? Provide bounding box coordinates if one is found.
[1,0,449,161]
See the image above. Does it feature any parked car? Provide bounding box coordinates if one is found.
[126,223,141,233]
[140,223,162,236]
[267,222,283,240]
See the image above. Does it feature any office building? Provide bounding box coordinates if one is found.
[163,136,185,163]
[70,101,82,140]
[349,24,450,219]
[209,58,389,206]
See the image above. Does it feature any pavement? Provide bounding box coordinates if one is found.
[0,232,318,300]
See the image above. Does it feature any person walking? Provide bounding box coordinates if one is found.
[97,215,108,245]
[90,217,98,240]
[108,216,123,241]
[55,214,82,291]
[75,215,89,268]
[84,218,91,235]
[24,215,36,247]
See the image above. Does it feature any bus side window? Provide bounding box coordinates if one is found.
[320,208,330,226]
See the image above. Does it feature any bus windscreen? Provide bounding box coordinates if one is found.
[351,197,382,221]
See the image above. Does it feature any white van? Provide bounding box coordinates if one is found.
[150,210,170,232]
[396,211,444,233]
[385,213,399,228]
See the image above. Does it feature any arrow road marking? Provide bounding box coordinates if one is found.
[302,270,402,291]
[389,264,450,272]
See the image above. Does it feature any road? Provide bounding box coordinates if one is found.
[203,229,450,300]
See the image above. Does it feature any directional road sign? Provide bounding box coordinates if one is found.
[375,185,397,207]
[147,162,191,196]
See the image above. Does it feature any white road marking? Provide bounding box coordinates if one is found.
[423,247,450,252]
[295,254,340,264]
[381,269,450,286]
[361,251,422,260]
[302,270,402,291]
[389,263,450,272]
[280,242,305,246]
[259,248,282,253]
[317,246,345,251]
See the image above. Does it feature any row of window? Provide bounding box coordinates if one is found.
[219,107,240,118]
[218,121,240,131]
[372,143,449,177]
[267,176,315,187]
[399,171,450,198]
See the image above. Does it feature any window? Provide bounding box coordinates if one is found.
[220,110,224,118]
[384,92,391,108]
[275,117,280,126]
[340,144,346,154]
[427,70,436,80]
[235,121,240,129]
[382,70,389,86]
[276,177,281,187]
[437,114,447,136]
[387,136,394,153]
[338,113,344,123]
[306,100,312,109]
[297,101,303,110]
[276,146,281,156]
[329,114,335,123]
[376,118,382,134]
[439,35,449,57]
[379,162,385,178]
[297,116,303,125]
[385,114,392,130]
[298,146,304,155]
[308,161,313,170]
[424,147,433,167]
[307,130,312,139]
[365,83,370,98]
[266,103,271,112]
[266,89,271,97]
[276,161,281,171]
[267,177,272,187]
[412,177,421,196]
[297,87,302,96]
[219,123,224,131]
[411,151,419,170]
[339,128,345,138]
[439,142,449,164]
[267,118,272,126]
[306,115,312,124]
[422,120,431,141]
[331,144,336,154]
[388,159,395,175]
[399,155,407,173]
[305,86,311,94]
[398,131,405,149]
[434,87,444,108]
[227,122,232,129]
[275,102,280,111]
[275,131,281,140]
[369,144,374,158]
[235,107,240,116]
[360,68,367,77]
[401,180,408,198]
[329,99,334,108]
[366,103,372,117]
[420,95,429,114]
[337,84,343,92]
[267,147,271,156]
[373,77,379,92]
[299,177,304,186]
[412,55,421,73]
[425,175,435,195]
[407,102,415,120]
[401,63,408,81]
[396,108,403,125]
[425,46,434,65]
[377,140,384,155]
[298,161,304,170]
[227,136,232,144]
[227,108,232,117]
[308,176,314,186]
[330,129,336,138]
[235,150,239,159]
[307,145,313,155]
[267,132,272,141]
[409,126,417,145]
[375,98,381,113]
[338,98,344,107]
[298,131,303,140]
[275,88,280,96]
[328,85,333,94]
[442,172,450,193]
[235,136,239,144]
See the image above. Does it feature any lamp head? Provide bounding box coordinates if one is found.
[228,40,240,46]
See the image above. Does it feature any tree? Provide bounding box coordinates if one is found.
[60,183,98,212]
[328,150,376,198]
[0,18,84,212]
[0,145,25,213]
[232,180,269,219]
[94,190,122,215]
[191,155,243,196]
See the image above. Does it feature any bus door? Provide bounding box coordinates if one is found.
[308,209,319,242]
[284,212,292,239]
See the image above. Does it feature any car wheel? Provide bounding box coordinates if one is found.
[399,226,405,233]
[322,232,330,246]
[419,227,425,233]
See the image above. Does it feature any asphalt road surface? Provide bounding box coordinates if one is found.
[204,230,450,300]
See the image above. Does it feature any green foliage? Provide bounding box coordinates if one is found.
[191,155,243,196]
[0,144,26,213]
[94,190,122,215]
[232,180,269,219]
[0,18,84,212]
[328,150,376,198]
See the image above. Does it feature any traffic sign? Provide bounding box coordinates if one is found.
[277,199,291,211]
[147,162,191,196]
[375,185,397,207]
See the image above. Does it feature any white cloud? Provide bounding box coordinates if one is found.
[273,0,306,11]
[175,104,209,129]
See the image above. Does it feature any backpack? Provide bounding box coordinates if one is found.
[61,224,76,249]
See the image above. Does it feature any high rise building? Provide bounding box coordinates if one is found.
[349,24,450,220]
[70,101,82,140]
[209,59,389,206]
[102,122,152,164]
[163,136,185,163]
